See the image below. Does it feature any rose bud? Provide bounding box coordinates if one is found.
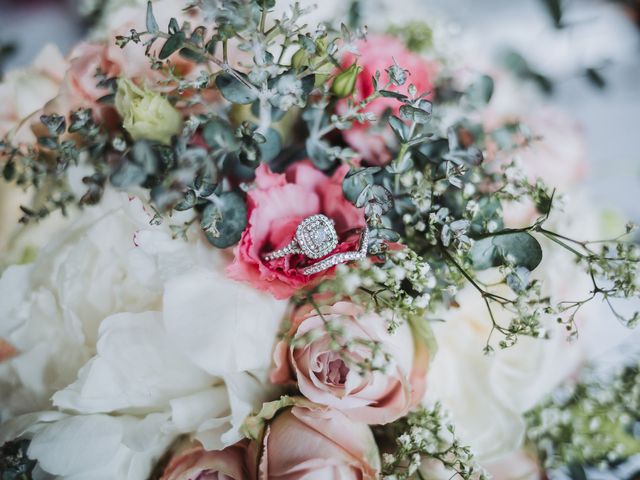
[251,404,380,479]
[115,78,183,145]
[160,440,250,480]
[271,300,430,424]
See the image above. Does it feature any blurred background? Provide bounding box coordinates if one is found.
[1,0,639,224]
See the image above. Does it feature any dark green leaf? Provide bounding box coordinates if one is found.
[179,47,205,63]
[146,1,159,33]
[168,17,180,35]
[2,160,15,181]
[215,72,258,104]
[470,232,543,271]
[159,31,186,60]
[379,90,408,101]
[201,191,247,248]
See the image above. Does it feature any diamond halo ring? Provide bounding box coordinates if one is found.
[262,214,368,274]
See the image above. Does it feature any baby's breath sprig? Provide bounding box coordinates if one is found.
[380,403,487,480]
[526,361,640,471]
[318,248,436,334]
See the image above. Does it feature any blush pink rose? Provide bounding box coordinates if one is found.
[226,161,366,299]
[337,34,438,166]
[271,300,430,424]
[254,405,380,479]
[42,42,123,128]
[61,43,121,108]
[160,440,250,480]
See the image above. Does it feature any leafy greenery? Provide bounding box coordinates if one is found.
[526,361,640,471]
[0,440,36,480]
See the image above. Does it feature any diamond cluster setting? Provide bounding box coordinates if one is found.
[295,214,338,260]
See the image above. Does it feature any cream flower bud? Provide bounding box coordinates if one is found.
[115,78,182,144]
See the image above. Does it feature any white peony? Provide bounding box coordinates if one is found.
[0,190,287,479]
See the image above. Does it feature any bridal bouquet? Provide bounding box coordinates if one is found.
[1,0,639,479]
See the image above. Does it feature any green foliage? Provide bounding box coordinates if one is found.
[201,191,247,248]
[215,73,258,104]
[0,439,36,480]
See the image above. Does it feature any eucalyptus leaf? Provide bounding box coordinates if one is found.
[379,90,408,101]
[466,74,494,106]
[343,167,380,204]
[388,115,406,141]
[146,1,159,33]
[174,190,197,211]
[201,191,247,248]
[215,72,257,104]
[399,104,431,124]
[131,140,158,174]
[470,232,543,271]
[305,137,334,170]
[202,118,239,151]
[159,31,186,60]
[470,197,503,235]
[259,128,282,164]
[110,160,147,188]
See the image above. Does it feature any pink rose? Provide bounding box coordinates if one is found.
[226,161,365,299]
[42,42,123,127]
[160,440,250,480]
[271,300,429,424]
[253,405,380,479]
[337,34,437,166]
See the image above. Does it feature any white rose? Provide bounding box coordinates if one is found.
[0,189,287,479]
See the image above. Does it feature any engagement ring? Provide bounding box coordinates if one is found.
[262,214,369,275]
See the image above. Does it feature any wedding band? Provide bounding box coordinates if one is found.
[262,214,369,275]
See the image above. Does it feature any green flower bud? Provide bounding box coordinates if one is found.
[115,78,183,145]
[291,48,311,70]
[331,63,362,98]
